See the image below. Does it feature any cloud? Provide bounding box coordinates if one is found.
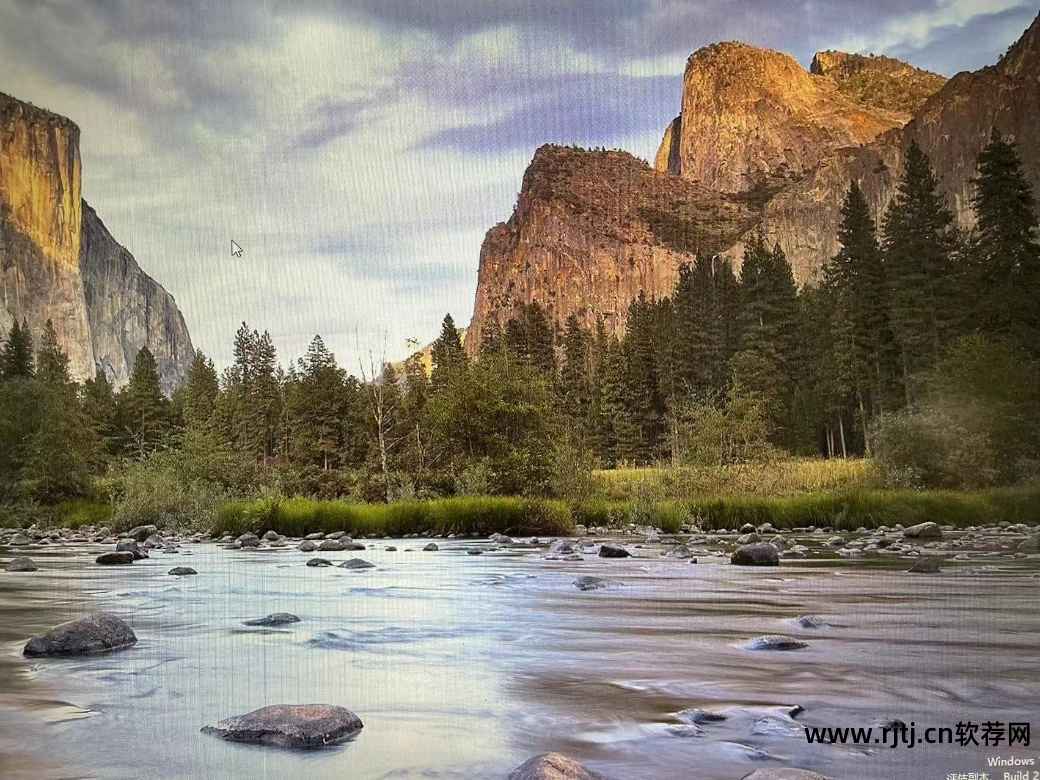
[0,0,1034,372]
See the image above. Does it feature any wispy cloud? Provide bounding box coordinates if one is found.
[0,0,1033,369]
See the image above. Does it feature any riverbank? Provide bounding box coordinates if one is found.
[15,486,1040,538]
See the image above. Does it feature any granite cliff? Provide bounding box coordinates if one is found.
[0,92,192,391]
[466,145,756,355]
[471,15,1038,338]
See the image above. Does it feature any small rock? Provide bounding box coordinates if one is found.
[550,540,577,555]
[319,539,346,551]
[96,551,135,565]
[740,770,827,780]
[739,524,756,534]
[23,613,137,657]
[297,540,318,552]
[731,542,779,566]
[423,543,439,551]
[385,546,397,552]
[306,558,333,567]
[598,544,630,558]
[507,753,609,780]
[8,533,30,546]
[903,522,942,540]
[4,557,38,572]
[168,566,197,576]
[742,635,809,651]
[908,557,941,574]
[467,549,483,555]
[243,613,301,627]
[262,530,281,541]
[736,532,761,544]
[338,558,375,570]
[304,532,325,540]
[677,708,728,724]
[573,576,616,591]
[238,533,261,548]
[824,536,845,547]
[201,704,363,748]
[793,616,828,629]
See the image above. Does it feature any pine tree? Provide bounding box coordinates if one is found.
[0,319,34,379]
[120,347,170,457]
[82,370,120,457]
[558,315,592,426]
[431,314,467,389]
[739,236,800,444]
[36,320,70,386]
[882,140,956,383]
[824,182,901,449]
[216,323,282,460]
[180,349,220,429]
[623,295,666,463]
[969,131,1040,355]
[282,336,350,471]
[504,302,556,376]
[669,255,742,398]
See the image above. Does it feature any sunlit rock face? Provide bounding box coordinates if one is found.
[466,145,756,355]
[469,15,1039,339]
[754,13,1040,283]
[0,92,94,377]
[0,92,193,390]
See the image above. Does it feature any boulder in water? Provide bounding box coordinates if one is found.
[5,557,38,572]
[8,533,30,546]
[423,543,439,552]
[731,542,779,566]
[306,558,333,567]
[201,704,363,748]
[903,522,942,540]
[740,770,828,780]
[598,544,630,559]
[319,539,346,552]
[127,524,158,542]
[507,753,610,780]
[573,576,616,591]
[244,613,301,627]
[96,551,135,565]
[168,566,197,576]
[298,540,318,552]
[23,613,137,656]
[338,558,375,570]
[908,557,941,574]
[116,539,147,559]
[742,635,809,651]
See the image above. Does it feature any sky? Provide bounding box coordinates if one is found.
[1,0,1038,371]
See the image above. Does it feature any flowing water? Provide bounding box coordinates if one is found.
[1,538,1038,779]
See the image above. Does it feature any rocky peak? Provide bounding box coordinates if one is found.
[809,50,947,114]
[0,92,194,391]
[658,40,908,194]
[466,144,755,355]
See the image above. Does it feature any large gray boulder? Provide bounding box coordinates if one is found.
[908,557,941,574]
[338,558,376,570]
[598,544,630,559]
[319,539,346,552]
[507,753,610,780]
[116,539,147,559]
[127,524,158,542]
[201,704,363,748]
[23,613,137,656]
[5,557,38,572]
[731,542,780,566]
[903,522,942,540]
[96,551,135,565]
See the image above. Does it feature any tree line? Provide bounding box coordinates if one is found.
[0,133,1037,516]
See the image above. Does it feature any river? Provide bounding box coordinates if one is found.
[1,536,1038,779]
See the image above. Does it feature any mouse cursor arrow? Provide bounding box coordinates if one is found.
[231,240,243,257]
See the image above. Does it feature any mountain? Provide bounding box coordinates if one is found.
[466,145,756,354]
[470,14,1039,337]
[0,92,193,392]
